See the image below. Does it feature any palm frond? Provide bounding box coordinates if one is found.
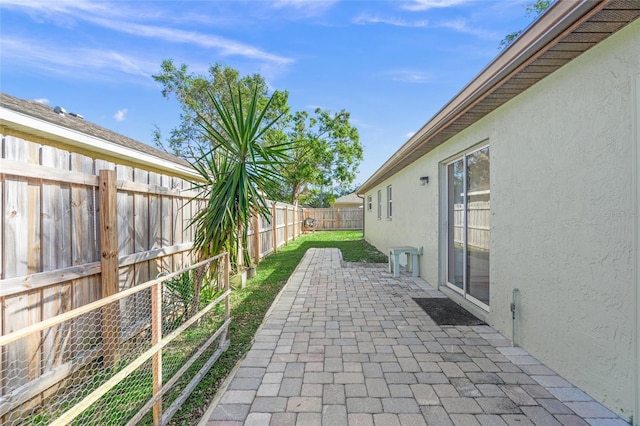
[189,83,291,271]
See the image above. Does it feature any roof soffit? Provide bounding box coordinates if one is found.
[358,0,640,194]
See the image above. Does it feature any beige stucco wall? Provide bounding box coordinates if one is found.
[363,19,639,419]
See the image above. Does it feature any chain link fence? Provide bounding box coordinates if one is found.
[0,254,230,425]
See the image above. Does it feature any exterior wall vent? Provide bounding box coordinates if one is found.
[53,106,66,115]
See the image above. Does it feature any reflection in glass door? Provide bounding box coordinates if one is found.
[446,146,490,308]
[447,159,464,291]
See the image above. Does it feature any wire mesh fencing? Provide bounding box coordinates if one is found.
[0,253,230,426]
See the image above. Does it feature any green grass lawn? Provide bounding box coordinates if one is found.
[169,230,386,425]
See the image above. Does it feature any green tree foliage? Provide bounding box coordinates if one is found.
[275,108,363,205]
[299,188,334,208]
[153,60,290,158]
[190,85,290,272]
[499,31,522,49]
[298,184,360,208]
[154,61,363,206]
[499,0,552,49]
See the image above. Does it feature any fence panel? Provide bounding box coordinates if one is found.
[0,133,327,422]
[3,136,42,407]
[453,201,490,251]
[41,146,71,382]
[259,214,274,259]
[245,202,304,265]
[0,134,205,423]
[274,203,285,249]
[302,207,363,230]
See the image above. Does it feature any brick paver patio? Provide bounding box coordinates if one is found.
[201,248,626,425]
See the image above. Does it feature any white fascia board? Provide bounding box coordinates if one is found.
[357,0,597,195]
[0,106,200,180]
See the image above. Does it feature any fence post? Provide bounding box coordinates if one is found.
[99,169,120,368]
[151,282,162,424]
[272,202,277,253]
[336,209,340,230]
[253,211,260,264]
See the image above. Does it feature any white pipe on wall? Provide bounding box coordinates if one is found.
[633,73,639,426]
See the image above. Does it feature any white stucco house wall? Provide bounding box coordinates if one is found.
[358,1,639,422]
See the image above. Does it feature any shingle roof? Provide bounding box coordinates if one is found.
[358,0,640,194]
[0,92,190,168]
[331,193,362,206]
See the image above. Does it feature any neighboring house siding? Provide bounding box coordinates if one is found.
[363,18,639,418]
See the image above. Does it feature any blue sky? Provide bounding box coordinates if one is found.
[0,0,535,184]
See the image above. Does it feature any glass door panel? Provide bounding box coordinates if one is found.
[446,146,490,307]
[447,159,464,291]
[466,147,490,305]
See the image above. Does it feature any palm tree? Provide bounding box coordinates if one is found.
[190,84,290,273]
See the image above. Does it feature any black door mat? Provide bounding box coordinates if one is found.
[413,297,486,326]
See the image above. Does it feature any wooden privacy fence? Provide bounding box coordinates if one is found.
[247,202,304,264]
[0,135,205,421]
[246,206,363,265]
[0,134,306,423]
[452,201,490,251]
[302,207,363,231]
[0,133,361,423]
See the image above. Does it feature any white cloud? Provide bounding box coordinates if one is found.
[402,0,473,12]
[272,0,339,16]
[384,70,432,84]
[0,0,119,25]
[0,0,163,22]
[405,131,416,138]
[1,36,158,80]
[114,108,128,122]
[437,19,497,39]
[353,14,428,27]
[2,0,292,66]
[88,17,293,65]
[33,98,49,104]
[353,13,493,39]
[2,0,244,30]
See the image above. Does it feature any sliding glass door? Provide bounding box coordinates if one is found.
[446,146,490,308]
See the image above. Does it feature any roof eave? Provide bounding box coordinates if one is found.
[1,106,200,180]
[357,0,602,195]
